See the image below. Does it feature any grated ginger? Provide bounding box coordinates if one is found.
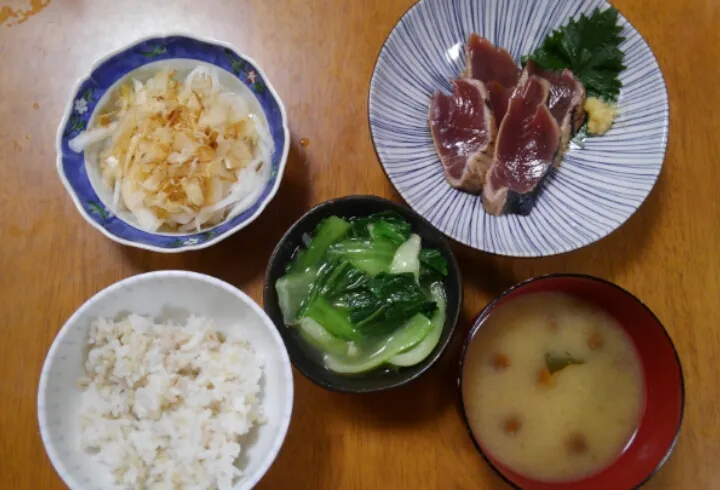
[69,67,274,232]
[585,97,618,136]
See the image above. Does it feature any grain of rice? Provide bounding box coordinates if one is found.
[78,314,265,490]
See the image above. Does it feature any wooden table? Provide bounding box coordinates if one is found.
[1,0,718,488]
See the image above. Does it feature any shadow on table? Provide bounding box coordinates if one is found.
[120,139,311,290]
[518,168,667,281]
[322,305,473,429]
[256,373,341,490]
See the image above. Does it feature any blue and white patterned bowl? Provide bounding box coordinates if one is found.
[369,0,668,257]
[57,34,290,252]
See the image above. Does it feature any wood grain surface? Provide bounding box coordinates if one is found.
[1,0,718,488]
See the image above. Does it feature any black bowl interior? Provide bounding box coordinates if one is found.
[263,195,462,393]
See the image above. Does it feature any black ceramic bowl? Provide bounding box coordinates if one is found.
[263,195,462,393]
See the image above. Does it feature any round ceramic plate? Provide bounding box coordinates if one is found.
[368,0,668,257]
[57,34,290,252]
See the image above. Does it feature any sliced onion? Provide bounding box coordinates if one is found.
[68,67,274,233]
[68,123,117,152]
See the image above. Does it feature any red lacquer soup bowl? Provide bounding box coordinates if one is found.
[458,274,684,490]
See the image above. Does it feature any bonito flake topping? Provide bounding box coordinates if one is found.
[69,66,274,233]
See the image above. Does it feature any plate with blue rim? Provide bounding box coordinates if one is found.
[368,0,668,257]
[57,34,289,252]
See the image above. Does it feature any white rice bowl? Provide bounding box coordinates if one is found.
[38,271,294,490]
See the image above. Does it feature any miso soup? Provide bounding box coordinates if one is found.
[462,292,644,482]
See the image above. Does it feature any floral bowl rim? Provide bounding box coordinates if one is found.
[55,32,290,253]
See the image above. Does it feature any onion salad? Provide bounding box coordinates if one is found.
[68,66,274,233]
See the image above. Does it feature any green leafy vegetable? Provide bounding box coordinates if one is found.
[297,216,350,270]
[303,297,360,341]
[297,260,366,319]
[353,272,436,329]
[545,352,585,374]
[277,212,448,374]
[526,7,625,101]
[297,317,357,357]
[369,220,411,245]
[297,260,437,335]
[327,238,398,276]
[419,249,448,277]
[390,282,446,367]
[323,314,433,374]
[347,211,412,244]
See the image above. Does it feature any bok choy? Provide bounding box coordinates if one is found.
[276,213,449,374]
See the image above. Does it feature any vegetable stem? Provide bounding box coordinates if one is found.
[303,297,360,341]
[323,313,433,374]
[299,216,350,270]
